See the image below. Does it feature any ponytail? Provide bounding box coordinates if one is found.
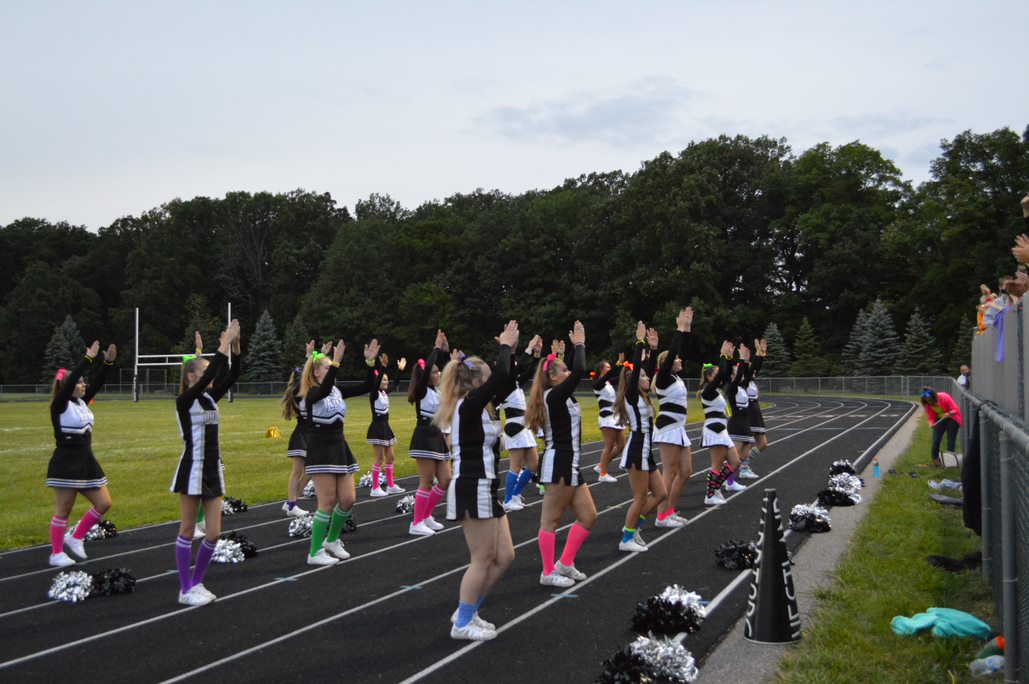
[179,358,207,394]
[406,363,423,404]
[433,356,487,430]
[300,356,328,399]
[613,365,632,426]
[281,368,302,420]
[525,360,550,433]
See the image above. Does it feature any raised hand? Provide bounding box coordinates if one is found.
[104,344,117,363]
[720,340,734,357]
[451,348,462,362]
[498,320,520,348]
[677,307,693,332]
[86,340,100,359]
[617,352,626,365]
[551,339,561,355]
[320,340,333,355]
[379,352,390,368]
[739,344,751,362]
[646,327,659,349]
[194,330,203,353]
[569,321,585,347]
[557,340,566,355]
[525,334,543,355]
[434,329,446,350]
[1013,234,1029,264]
[397,357,407,372]
[305,340,316,358]
[635,321,646,342]
[364,338,380,362]
[332,339,345,364]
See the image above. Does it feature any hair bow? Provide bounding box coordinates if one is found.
[181,354,196,364]
[542,353,557,372]
[920,389,933,399]
[702,363,714,370]
[55,368,68,381]
[417,358,426,370]
[623,362,635,371]
[589,371,597,379]
[458,352,474,370]
[311,351,326,362]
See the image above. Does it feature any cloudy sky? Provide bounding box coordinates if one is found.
[2,1,1026,230]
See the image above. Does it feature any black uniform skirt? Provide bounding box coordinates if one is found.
[619,431,656,472]
[366,416,397,447]
[46,440,108,490]
[539,448,585,487]
[727,411,755,443]
[286,422,309,458]
[305,426,359,475]
[409,422,450,461]
[446,477,504,520]
[748,402,766,434]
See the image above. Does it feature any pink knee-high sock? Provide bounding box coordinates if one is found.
[384,464,395,488]
[371,464,382,490]
[49,516,68,555]
[426,484,445,514]
[656,508,674,521]
[72,507,104,540]
[413,487,431,524]
[538,529,556,575]
[559,523,591,566]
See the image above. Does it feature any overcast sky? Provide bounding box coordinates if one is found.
[2,1,1026,230]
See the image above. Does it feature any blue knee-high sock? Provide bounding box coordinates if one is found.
[504,471,518,503]
[455,602,477,628]
[512,468,534,497]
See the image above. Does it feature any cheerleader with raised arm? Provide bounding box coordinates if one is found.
[500,334,543,512]
[171,320,241,605]
[614,322,667,553]
[368,353,408,498]
[46,340,117,567]
[738,338,768,479]
[591,353,625,483]
[435,321,520,641]
[697,342,743,506]
[525,321,597,586]
[407,330,451,536]
[652,308,694,529]
[722,344,753,493]
[280,340,316,518]
[299,336,381,565]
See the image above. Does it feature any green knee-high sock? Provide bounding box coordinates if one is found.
[326,505,350,543]
[309,509,331,556]
[196,508,204,524]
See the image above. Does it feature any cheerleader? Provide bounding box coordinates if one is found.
[652,308,693,528]
[171,320,241,606]
[591,353,625,483]
[435,321,520,641]
[614,322,667,553]
[723,344,753,492]
[525,321,597,586]
[738,338,768,479]
[698,341,743,506]
[299,336,381,565]
[407,330,451,536]
[46,340,116,567]
[500,334,543,512]
[368,354,407,497]
[280,340,316,518]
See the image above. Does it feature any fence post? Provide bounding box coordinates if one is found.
[998,431,1019,683]
[981,410,992,583]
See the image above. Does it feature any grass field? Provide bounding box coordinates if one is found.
[1,394,696,550]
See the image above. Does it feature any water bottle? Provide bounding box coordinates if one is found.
[873,459,880,478]
[969,655,1004,676]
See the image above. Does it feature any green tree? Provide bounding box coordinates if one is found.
[40,325,76,383]
[841,308,871,375]
[282,313,312,369]
[949,313,975,375]
[59,315,87,357]
[790,318,826,376]
[246,310,282,382]
[894,308,942,374]
[760,322,791,376]
[859,299,902,375]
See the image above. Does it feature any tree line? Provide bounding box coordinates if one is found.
[3,127,1027,385]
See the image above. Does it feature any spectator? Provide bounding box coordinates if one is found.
[920,387,962,467]
[976,284,995,334]
[956,364,970,390]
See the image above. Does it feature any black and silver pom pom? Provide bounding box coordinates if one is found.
[221,497,249,515]
[48,571,93,603]
[88,568,136,597]
[788,504,832,532]
[395,495,415,514]
[599,636,698,683]
[715,539,758,570]
[829,459,857,476]
[84,518,118,541]
[358,472,373,489]
[816,473,864,506]
[597,646,650,683]
[301,480,315,498]
[343,515,357,534]
[212,538,245,563]
[631,585,706,635]
[288,514,313,538]
[224,531,258,558]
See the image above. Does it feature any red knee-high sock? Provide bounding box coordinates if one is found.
[49,516,68,555]
[72,507,104,540]
[559,523,591,566]
[538,529,556,575]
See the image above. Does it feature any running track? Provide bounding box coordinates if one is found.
[0,396,915,683]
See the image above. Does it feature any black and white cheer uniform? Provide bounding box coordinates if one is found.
[46,355,112,490]
[539,343,586,486]
[653,330,691,448]
[619,342,659,472]
[726,359,754,444]
[366,373,397,447]
[747,355,766,434]
[592,363,624,430]
[301,360,378,476]
[408,348,449,461]
[701,356,735,449]
[285,367,309,458]
[498,350,539,452]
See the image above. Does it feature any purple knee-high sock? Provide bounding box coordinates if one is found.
[175,535,193,593]
[191,538,217,587]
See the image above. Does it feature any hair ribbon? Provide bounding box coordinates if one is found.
[182,354,196,364]
[417,358,426,370]
[542,353,557,372]
[55,368,68,381]
[311,351,326,362]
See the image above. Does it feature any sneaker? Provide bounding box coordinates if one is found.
[409,520,436,537]
[369,487,387,498]
[554,560,587,581]
[539,571,575,588]
[423,516,444,532]
[633,530,647,547]
[191,583,216,601]
[738,465,758,479]
[704,492,728,506]
[618,539,648,553]
[178,584,214,606]
[502,498,524,512]
[386,484,406,494]
[307,549,340,566]
[598,473,618,483]
[322,539,351,560]
[655,516,685,528]
[193,521,206,540]
[450,609,496,631]
[64,533,87,559]
[725,481,747,492]
[49,551,75,567]
[282,502,309,517]
[510,494,525,507]
[671,513,689,525]
[450,621,497,641]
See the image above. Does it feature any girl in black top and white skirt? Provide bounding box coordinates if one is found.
[280,340,315,518]
[525,321,598,588]
[614,322,667,553]
[406,330,451,536]
[652,308,694,529]
[299,336,381,566]
[698,341,743,506]
[722,345,753,493]
[46,340,116,567]
[435,320,520,641]
[367,354,407,498]
[171,320,242,606]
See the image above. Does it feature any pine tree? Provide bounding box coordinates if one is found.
[59,315,86,359]
[790,318,825,376]
[41,326,75,383]
[841,308,872,375]
[858,298,901,375]
[247,310,282,382]
[759,322,791,376]
[895,308,943,374]
[282,313,311,368]
[949,314,975,375]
